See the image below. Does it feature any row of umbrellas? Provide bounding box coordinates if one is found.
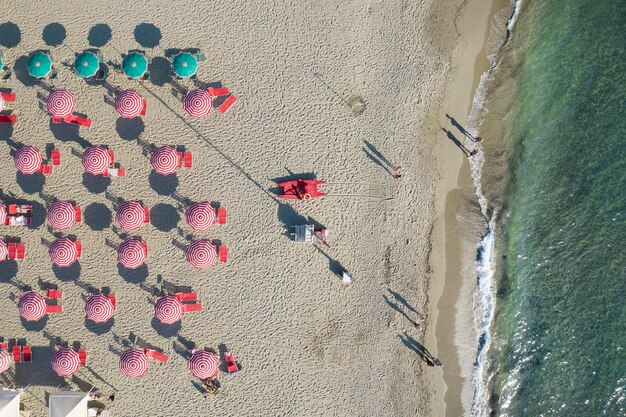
[26,50,201,79]
[18,291,201,324]
[0,345,218,379]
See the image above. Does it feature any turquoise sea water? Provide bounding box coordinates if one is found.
[478,1,626,415]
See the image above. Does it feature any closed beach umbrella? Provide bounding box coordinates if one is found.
[119,349,149,378]
[117,238,147,269]
[49,237,78,267]
[85,294,114,323]
[186,240,217,269]
[150,146,180,175]
[122,52,148,79]
[116,201,146,231]
[172,52,198,78]
[14,146,43,174]
[0,205,6,227]
[185,202,216,231]
[47,201,76,230]
[183,89,212,118]
[0,239,8,261]
[51,347,80,377]
[27,51,52,78]
[115,89,144,118]
[154,295,183,324]
[82,146,111,174]
[74,51,99,78]
[47,89,76,118]
[18,291,47,321]
[188,349,219,379]
[0,349,11,374]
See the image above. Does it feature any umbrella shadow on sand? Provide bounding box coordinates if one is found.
[13,55,39,88]
[149,57,170,86]
[151,317,181,339]
[50,122,91,149]
[16,172,45,194]
[0,22,21,48]
[115,117,144,141]
[87,23,112,48]
[85,317,114,336]
[148,172,178,196]
[150,203,180,231]
[20,316,49,332]
[134,23,162,49]
[117,264,148,284]
[84,202,112,230]
[52,262,81,281]
[0,260,18,282]
[82,173,111,194]
[42,23,66,47]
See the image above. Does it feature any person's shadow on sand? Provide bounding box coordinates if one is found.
[442,128,470,156]
[398,331,442,367]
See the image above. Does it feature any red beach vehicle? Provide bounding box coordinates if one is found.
[277,179,326,200]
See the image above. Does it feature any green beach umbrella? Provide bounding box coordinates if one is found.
[122,52,148,79]
[172,53,198,78]
[74,51,100,78]
[27,51,53,78]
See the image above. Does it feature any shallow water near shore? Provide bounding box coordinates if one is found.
[472,0,626,415]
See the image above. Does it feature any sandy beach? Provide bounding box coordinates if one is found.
[0,1,493,416]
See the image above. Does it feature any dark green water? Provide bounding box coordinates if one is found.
[479,0,626,415]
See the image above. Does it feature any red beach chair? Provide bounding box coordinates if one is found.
[277,179,326,200]
[0,115,16,124]
[40,165,53,174]
[7,243,16,260]
[141,241,148,254]
[65,115,92,127]
[51,149,61,166]
[78,349,87,365]
[107,150,115,163]
[217,208,227,224]
[8,205,16,214]
[177,152,183,169]
[51,116,62,124]
[16,243,25,260]
[219,246,228,263]
[140,99,147,116]
[75,241,82,257]
[22,346,31,362]
[0,343,7,350]
[46,305,63,314]
[207,87,229,97]
[218,95,237,113]
[47,289,63,299]
[143,207,150,223]
[224,352,238,373]
[0,92,16,101]
[182,303,202,313]
[144,349,169,363]
[74,206,81,222]
[183,152,192,168]
[107,294,117,310]
[12,346,21,363]
[175,292,197,302]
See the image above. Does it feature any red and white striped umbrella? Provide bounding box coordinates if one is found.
[115,89,144,118]
[119,349,149,378]
[14,146,43,174]
[116,201,146,231]
[183,89,212,119]
[0,239,7,262]
[47,89,76,118]
[85,294,114,323]
[150,146,180,175]
[51,347,81,377]
[82,146,112,175]
[185,202,216,231]
[188,349,219,379]
[186,240,217,269]
[154,295,184,324]
[49,237,78,267]
[0,204,6,225]
[47,201,76,230]
[117,238,147,269]
[0,349,11,374]
[18,291,47,321]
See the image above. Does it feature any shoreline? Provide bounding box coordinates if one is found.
[429,0,504,416]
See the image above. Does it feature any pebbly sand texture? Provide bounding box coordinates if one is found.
[0,1,461,416]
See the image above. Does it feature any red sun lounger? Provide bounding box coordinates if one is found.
[0,343,7,350]
[51,116,62,124]
[217,208,227,224]
[217,94,237,114]
[219,246,228,263]
[107,150,115,162]
[74,206,81,222]
[144,349,169,363]
[224,352,238,373]
[12,346,21,363]
[16,243,25,260]
[78,349,87,365]
[22,346,31,362]
[51,149,61,166]
[140,100,147,116]
[182,303,202,313]
[175,292,197,302]
[107,294,117,310]
[75,241,82,257]
[207,87,229,97]
[7,243,16,259]
[46,305,63,314]
[65,115,92,127]
[47,289,63,299]
[0,115,16,124]
[39,165,52,174]
[183,152,192,168]
[0,92,16,101]
[143,207,150,223]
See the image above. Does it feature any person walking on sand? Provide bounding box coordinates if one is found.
[472,136,483,143]
[393,166,402,179]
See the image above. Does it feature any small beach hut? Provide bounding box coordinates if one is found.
[74,51,99,78]
[119,349,149,378]
[51,347,80,377]
[185,202,216,231]
[27,51,52,78]
[82,146,112,175]
[47,201,76,231]
[122,51,148,79]
[154,295,184,324]
[183,89,212,118]
[48,238,78,267]
[0,389,20,417]
[117,238,147,269]
[186,240,217,269]
[47,90,76,118]
[48,391,89,417]
[17,291,47,321]
[115,89,145,118]
[116,201,148,231]
[84,294,114,323]
[0,350,11,374]
[171,52,198,78]
[150,146,180,175]
[14,146,43,174]
[188,349,219,379]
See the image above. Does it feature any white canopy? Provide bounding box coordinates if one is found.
[49,392,88,417]
[0,390,19,417]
